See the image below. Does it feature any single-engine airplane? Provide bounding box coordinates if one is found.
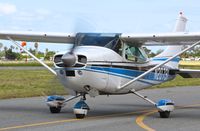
[1,12,200,119]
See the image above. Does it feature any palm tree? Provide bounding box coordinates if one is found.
[4,46,7,52]
[34,42,39,55]
[10,45,15,51]
[45,48,49,57]
[0,43,3,51]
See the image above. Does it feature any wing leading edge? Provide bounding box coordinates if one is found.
[120,32,200,45]
[0,31,75,43]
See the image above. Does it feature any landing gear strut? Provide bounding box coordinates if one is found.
[130,91,174,118]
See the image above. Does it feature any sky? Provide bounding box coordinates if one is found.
[0,0,200,53]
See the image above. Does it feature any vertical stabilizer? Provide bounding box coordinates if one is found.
[155,12,187,58]
[153,12,187,68]
[173,12,187,32]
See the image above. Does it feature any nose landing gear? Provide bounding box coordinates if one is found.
[73,94,90,119]
[73,100,90,119]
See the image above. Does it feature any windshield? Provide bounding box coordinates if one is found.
[76,33,120,47]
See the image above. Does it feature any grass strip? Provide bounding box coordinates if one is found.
[0,70,66,99]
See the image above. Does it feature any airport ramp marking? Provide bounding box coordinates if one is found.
[0,109,152,131]
[135,103,200,131]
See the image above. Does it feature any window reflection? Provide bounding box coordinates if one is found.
[125,44,148,63]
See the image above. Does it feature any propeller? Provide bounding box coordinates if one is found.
[61,51,76,67]
[61,28,76,67]
[61,17,95,67]
[41,18,96,98]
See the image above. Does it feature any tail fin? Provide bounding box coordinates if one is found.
[155,12,187,58]
[153,12,187,68]
[173,12,187,32]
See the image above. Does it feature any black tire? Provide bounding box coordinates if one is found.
[50,107,61,113]
[75,114,85,119]
[159,111,170,118]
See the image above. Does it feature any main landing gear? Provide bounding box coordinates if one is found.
[46,95,65,113]
[157,99,174,118]
[130,91,175,118]
[46,94,90,119]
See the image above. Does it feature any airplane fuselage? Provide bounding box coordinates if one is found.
[54,46,177,96]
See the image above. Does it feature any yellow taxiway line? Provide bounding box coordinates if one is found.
[1,103,200,131]
[135,110,157,131]
[0,119,79,131]
[135,103,200,131]
[0,109,151,131]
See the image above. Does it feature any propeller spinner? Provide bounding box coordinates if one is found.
[61,51,76,67]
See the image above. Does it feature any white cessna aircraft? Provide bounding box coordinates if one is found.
[1,12,200,119]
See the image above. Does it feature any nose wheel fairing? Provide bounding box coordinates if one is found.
[73,100,90,119]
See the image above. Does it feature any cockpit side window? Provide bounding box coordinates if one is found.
[105,38,123,56]
[124,43,148,63]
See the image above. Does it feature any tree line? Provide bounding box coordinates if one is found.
[0,45,55,61]
[1,45,200,61]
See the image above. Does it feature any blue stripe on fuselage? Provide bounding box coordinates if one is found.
[86,66,173,82]
[55,65,175,85]
[84,67,157,85]
[152,57,180,62]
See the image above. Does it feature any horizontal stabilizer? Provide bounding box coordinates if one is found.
[177,69,200,78]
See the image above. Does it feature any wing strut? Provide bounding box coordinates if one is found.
[118,40,200,91]
[7,36,57,76]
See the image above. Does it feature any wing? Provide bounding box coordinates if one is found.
[177,69,200,78]
[120,32,200,45]
[1,31,200,45]
[0,31,75,43]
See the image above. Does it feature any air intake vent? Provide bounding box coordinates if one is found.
[54,55,63,63]
[78,55,87,64]
[54,55,64,67]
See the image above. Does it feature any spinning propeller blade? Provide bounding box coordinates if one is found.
[61,18,95,67]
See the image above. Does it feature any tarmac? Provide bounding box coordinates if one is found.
[0,86,200,131]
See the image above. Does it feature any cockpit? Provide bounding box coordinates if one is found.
[75,33,148,63]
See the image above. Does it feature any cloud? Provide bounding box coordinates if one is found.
[0,3,16,15]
